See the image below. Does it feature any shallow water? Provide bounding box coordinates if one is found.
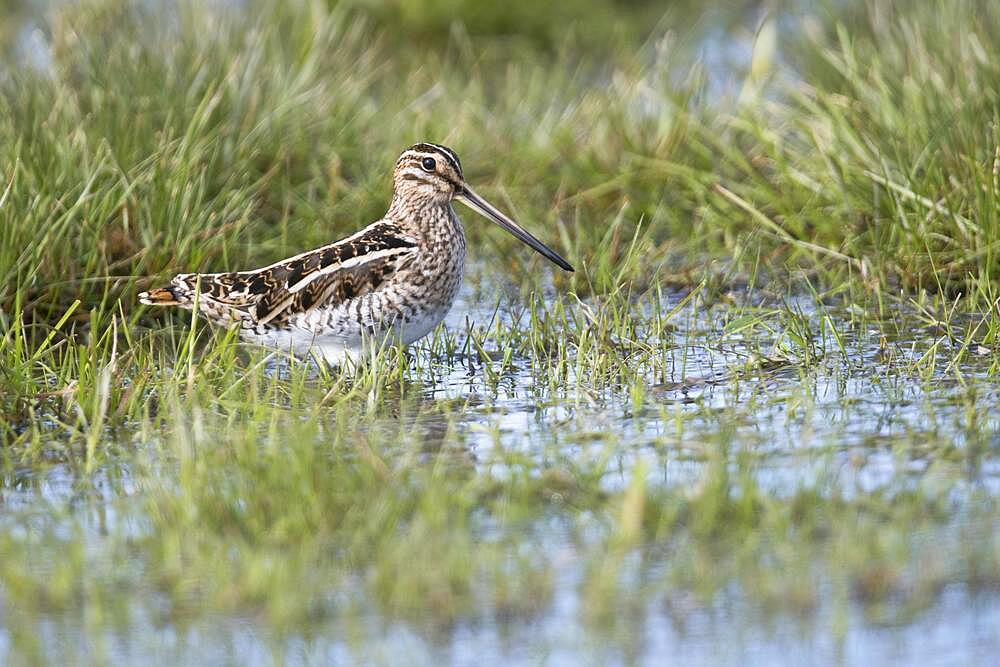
[433,286,1000,486]
[6,581,996,666]
[1,279,997,665]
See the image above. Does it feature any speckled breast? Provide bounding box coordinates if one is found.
[383,229,467,345]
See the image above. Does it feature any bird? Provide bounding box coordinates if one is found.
[139,142,574,365]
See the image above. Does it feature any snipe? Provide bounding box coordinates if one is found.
[139,143,573,364]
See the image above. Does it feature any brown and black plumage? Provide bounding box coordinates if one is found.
[139,143,573,365]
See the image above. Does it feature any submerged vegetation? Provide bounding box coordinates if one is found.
[0,0,998,663]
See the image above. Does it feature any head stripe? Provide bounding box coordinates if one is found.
[400,142,462,176]
[398,170,435,184]
[399,162,462,190]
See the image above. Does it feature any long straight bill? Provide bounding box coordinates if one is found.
[456,186,574,272]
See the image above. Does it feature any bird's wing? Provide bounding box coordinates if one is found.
[163,221,418,327]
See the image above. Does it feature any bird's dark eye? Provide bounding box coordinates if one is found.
[421,157,437,172]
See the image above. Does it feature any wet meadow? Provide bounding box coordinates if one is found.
[0,0,997,664]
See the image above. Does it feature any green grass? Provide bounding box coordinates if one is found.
[0,0,998,663]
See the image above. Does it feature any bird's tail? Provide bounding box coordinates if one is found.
[138,287,181,306]
[138,275,196,306]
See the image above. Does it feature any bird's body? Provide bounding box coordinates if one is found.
[139,143,572,365]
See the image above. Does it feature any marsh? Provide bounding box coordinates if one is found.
[0,0,997,664]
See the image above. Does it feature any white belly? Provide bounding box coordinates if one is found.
[397,303,452,345]
[242,327,363,365]
[241,299,455,366]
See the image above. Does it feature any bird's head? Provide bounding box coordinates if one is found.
[392,142,574,271]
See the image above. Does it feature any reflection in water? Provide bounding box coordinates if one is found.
[1,279,998,664]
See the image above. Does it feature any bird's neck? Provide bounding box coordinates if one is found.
[386,196,461,240]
